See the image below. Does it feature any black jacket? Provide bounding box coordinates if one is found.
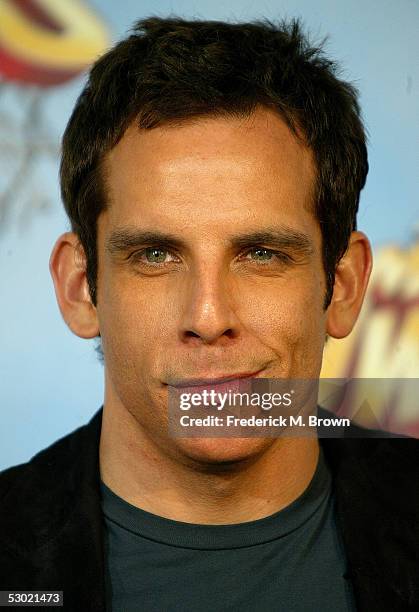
[0,408,418,611]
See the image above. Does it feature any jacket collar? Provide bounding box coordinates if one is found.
[1,408,417,611]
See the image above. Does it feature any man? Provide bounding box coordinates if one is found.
[0,16,417,612]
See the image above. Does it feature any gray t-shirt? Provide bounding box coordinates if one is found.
[100,449,356,611]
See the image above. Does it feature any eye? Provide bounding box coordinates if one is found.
[239,247,294,267]
[247,248,275,262]
[130,247,179,265]
[144,247,170,263]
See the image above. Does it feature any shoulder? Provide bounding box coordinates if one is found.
[321,419,419,517]
[321,424,419,608]
[0,409,102,507]
[318,403,419,502]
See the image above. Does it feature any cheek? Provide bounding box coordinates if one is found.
[239,277,326,371]
[97,274,178,368]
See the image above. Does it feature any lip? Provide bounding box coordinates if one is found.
[169,370,265,388]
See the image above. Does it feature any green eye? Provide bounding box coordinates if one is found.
[144,247,168,263]
[249,248,274,261]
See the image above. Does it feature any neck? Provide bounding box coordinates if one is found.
[99,399,319,525]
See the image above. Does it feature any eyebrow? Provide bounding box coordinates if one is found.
[106,229,185,255]
[230,228,314,255]
[106,225,314,257]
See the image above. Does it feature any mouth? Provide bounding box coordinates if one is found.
[168,370,265,393]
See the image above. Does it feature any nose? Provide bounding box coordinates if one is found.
[179,265,239,345]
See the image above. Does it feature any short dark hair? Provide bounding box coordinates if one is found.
[61,16,368,308]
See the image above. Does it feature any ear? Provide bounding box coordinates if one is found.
[326,231,373,339]
[49,232,100,338]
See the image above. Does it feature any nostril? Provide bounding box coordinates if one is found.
[184,330,201,339]
[182,327,235,343]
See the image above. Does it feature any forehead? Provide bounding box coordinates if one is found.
[101,106,317,235]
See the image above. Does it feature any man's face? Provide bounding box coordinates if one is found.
[96,107,327,463]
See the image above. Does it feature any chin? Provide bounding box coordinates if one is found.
[174,436,273,468]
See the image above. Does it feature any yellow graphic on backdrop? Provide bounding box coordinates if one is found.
[0,0,109,82]
[321,241,419,434]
